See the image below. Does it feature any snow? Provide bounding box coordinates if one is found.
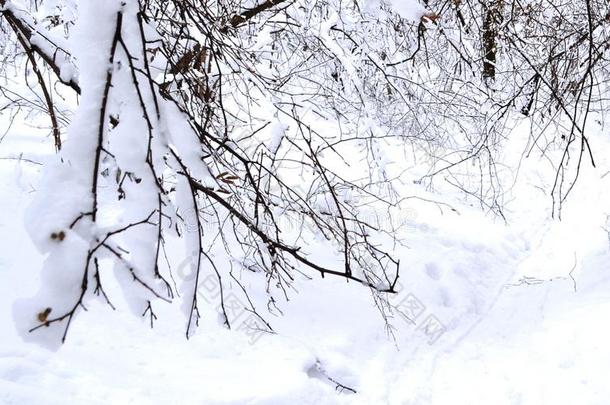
[365,0,427,22]
[386,0,427,22]
[2,115,610,403]
[2,0,610,403]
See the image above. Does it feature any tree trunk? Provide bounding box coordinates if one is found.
[482,0,503,81]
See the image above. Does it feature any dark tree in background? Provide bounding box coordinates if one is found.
[481,0,503,80]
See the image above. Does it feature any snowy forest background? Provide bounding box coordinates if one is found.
[1,0,610,403]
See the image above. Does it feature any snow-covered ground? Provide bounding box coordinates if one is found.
[1,117,610,404]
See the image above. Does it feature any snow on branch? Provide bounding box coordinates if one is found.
[0,0,80,93]
[10,0,402,347]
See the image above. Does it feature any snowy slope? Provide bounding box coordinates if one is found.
[2,118,610,405]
